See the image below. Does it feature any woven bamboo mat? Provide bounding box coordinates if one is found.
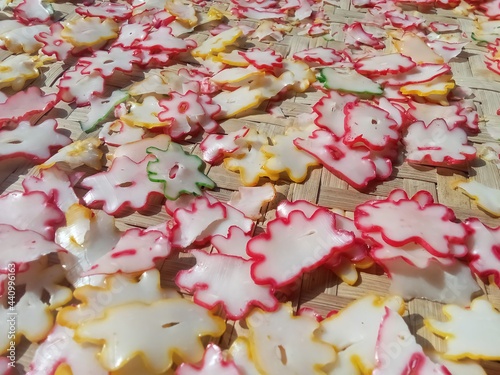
[2,0,500,374]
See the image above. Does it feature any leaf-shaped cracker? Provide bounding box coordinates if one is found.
[246,303,335,374]
[224,129,277,186]
[319,295,405,374]
[80,47,140,78]
[403,119,476,165]
[176,250,278,319]
[248,208,354,287]
[61,17,118,48]
[0,259,72,353]
[57,269,178,329]
[355,189,469,257]
[82,156,163,215]
[354,53,416,76]
[343,101,400,150]
[74,298,226,372]
[120,96,170,129]
[261,125,319,182]
[146,143,215,200]
[128,69,194,97]
[425,299,500,360]
[0,120,72,163]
